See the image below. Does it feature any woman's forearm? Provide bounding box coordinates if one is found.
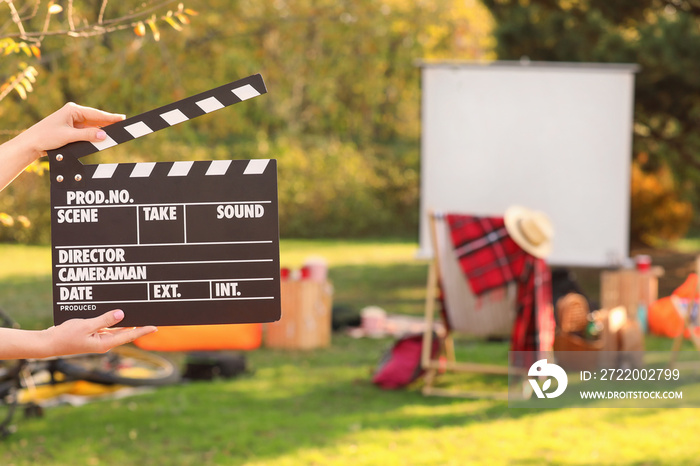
[0,327,51,360]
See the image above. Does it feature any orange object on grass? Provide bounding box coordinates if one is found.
[648,273,700,339]
[134,323,262,352]
[648,297,684,338]
[672,273,699,299]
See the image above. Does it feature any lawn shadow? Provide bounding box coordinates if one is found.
[0,336,585,465]
[5,332,697,465]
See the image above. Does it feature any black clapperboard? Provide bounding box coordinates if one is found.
[48,74,281,327]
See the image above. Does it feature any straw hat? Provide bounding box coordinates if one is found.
[504,205,553,259]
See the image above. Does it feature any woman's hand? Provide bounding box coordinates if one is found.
[0,103,125,191]
[18,102,125,160]
[42,310,157,357]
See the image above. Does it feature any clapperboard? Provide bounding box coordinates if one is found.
[48,74,281,327]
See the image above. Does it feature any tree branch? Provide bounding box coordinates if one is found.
[39,2,51,41]
[5,0,29,39]
[97,0,108,24]
[67,0,75,31]
[0,67,33,103]
[1,0,182,40]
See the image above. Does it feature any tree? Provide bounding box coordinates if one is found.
[0,0,197,103]
[0,0,195,241]
[482,0,700,243]
[1,0,497,241]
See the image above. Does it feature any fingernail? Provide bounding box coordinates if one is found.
[96,130,107,140]
[113,309,125,320]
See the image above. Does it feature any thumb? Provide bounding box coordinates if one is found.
[66,127,108,145]
[91,309,125,331]
[89,128,109,142]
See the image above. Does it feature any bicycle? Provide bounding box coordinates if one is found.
[0,307,179,439]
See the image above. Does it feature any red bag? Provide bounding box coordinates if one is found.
[372,333,439,389]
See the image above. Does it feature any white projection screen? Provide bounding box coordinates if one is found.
[418,61,639,267]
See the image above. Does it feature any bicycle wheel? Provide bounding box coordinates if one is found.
[54,346,179,387]
[0,307,22,438]
[0,362,23,439]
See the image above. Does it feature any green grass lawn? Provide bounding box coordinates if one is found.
[1,241,700,465]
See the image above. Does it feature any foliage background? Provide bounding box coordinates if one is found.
[3,0,698,246]
[0,0,494,243]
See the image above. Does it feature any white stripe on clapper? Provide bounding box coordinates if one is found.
[124,121,154,138]
[243,159,269,175]
[168,161,194,177]
[91,135,118,151]
[232,84,261,101]
[160,109,189,126]
[205,160,232,176]
[131,162,156,178]
[196,97,224,113]
[92,163,118,179]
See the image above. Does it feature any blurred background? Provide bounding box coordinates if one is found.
[2,1,700,464]
[1,0,698,249]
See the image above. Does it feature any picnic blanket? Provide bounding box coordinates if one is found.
[445,214,555,363]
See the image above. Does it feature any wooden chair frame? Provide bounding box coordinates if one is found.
[420,211,526,399]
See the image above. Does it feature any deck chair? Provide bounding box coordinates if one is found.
[421,211,525,399]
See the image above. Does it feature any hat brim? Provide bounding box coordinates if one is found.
[504,206,552,259]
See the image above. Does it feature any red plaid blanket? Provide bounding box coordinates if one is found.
[445,214,555,360]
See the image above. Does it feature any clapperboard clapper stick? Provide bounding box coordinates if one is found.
[47,74,282,327]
